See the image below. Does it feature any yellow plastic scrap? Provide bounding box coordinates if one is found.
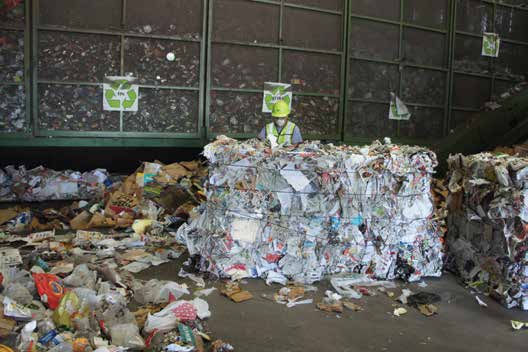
[53,291,81,328]
[393,307,407,317]
[511,320,528,330]
[132,219,154,235]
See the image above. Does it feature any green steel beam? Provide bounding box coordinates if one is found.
[278,0,284,81]
[211,39,342,55]
[283,2,342,15]
[211,87,339,98]
[445,0,456,135]
[453,70,493,79]
[32,0,39,136]
[37,130,201,138]
[348,98,444,110]
[338,0,349,142]
[397,0,404,137]
[350,55,449,73]
[0,81,24,86]
[0,137,204,147]
[120,0,126,133]
[37,25,202,43]
[451,107,481,112]
[0,25,24,31]
[199,0,208,144]
[36,80,200,91]
[490,2,497,103]
[24,0,31,135]
[207,132,341,141]
[349,14,448,34]
[204,0,213,140]
[457,30,528,47]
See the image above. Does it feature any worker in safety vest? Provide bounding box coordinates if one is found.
[258,100,303,146]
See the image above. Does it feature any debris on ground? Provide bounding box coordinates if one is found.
[393,307,408,317]
[0,166,111,202]
[475,296,488,308]
[417,304,438,317]
[220,282,253,303]
[446,153,528,310]
[511,320,528,330]
[316,291,344,313]
[407,292,441,307]
[343,301,363,312]
[0,159,237,351]
[0,160,206,236]
[331,274,396,300]
[177,137,443,284]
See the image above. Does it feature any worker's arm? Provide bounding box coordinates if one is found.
[292,126,303,144]
[258,126,267,140]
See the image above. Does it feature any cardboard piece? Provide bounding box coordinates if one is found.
[0,208,18,225]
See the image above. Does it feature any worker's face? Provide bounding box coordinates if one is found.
[275,118,287,128]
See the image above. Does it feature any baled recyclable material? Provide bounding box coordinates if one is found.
[446,152,528,310]
[177,137,443,283]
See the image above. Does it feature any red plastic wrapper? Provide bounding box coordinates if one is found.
[33,273,65,309]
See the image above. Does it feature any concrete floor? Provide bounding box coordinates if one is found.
[138,261,528,352]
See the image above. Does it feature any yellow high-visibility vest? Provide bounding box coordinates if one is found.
[265,121,296,145]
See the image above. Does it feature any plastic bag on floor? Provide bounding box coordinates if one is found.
[110,323,145,349]
[64,264,97,289]
[144,300,198,334]
[134,279,189,305]
[4,282,34,305]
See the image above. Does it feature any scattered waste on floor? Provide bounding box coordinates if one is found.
[446,152,528,310]
[475,296,488,308]
[343,301,363,312]
[417,304,438,317]
[0,166,111,202]
[393,307,407,317]
[220,282,253,303]
[511,320,528,330]
[0,159,237,351]
[177,136,444,284]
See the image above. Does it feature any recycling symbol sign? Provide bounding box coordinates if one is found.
[103,76,139,111]
[262,82,292,113]
[482,32,500,58]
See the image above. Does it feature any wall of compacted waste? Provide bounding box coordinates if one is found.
[446,152,528,310]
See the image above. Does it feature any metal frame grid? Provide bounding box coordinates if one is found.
[1,0,528,147]
[447,0,528,132]
[205,0,347,142]
[31,0,208,142]
[0,0,31,138]
[344,0,453,145]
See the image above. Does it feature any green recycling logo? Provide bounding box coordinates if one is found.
[103,78,139,111]
[482,33,500,57]
[264,86,291,111]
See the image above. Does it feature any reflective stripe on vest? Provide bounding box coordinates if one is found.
[265,121,296,145]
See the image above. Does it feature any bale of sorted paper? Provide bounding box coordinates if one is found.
[446,152,528,310]
[177,136,443,283]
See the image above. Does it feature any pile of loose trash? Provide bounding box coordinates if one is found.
[446,152,528,310]
[0,160,235,351]
[177,136,444,284]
